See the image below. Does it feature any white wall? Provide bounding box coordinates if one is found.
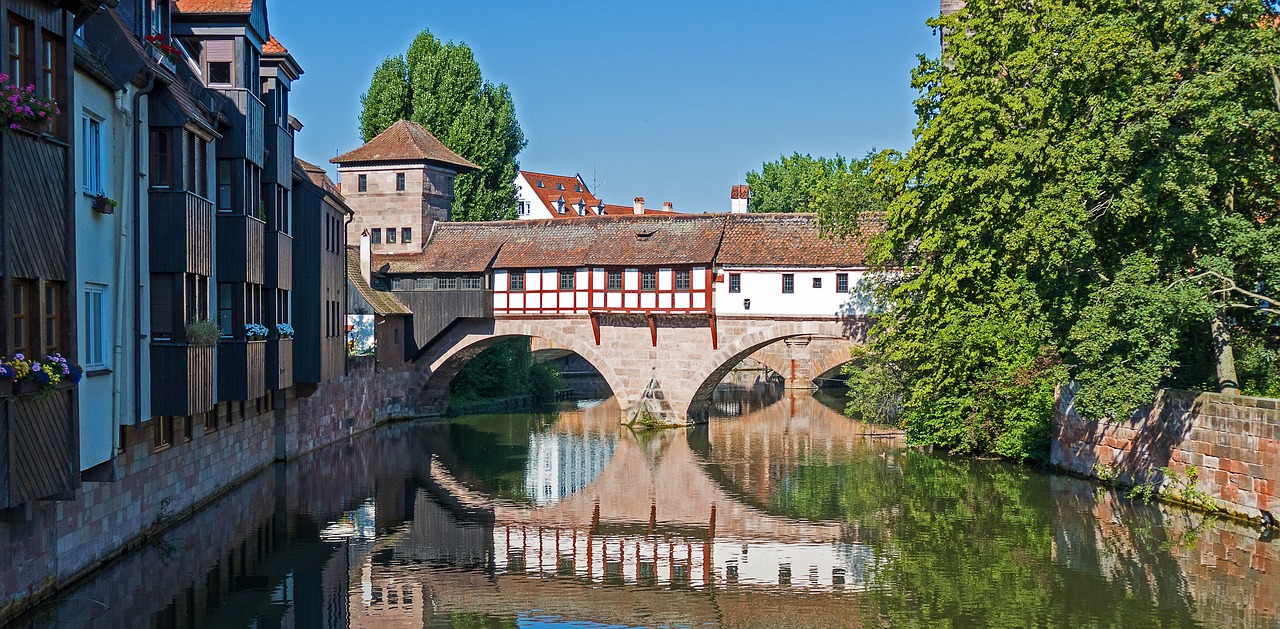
[514,173,554,219]
[714,267,870,317]
[74,72,125,471]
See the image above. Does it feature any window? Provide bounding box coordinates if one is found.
[83,285,106,368]
[150,129,172,187]
[518,201,529,216]
[10,279,33,356]
[153,416,173,451]
[386,227,396,243]
[536,179,544,188]
[217,283,233,337]
[370,228,381,244]
[395,172,405,191]
[559,270,575,290]
[555,182,564,190]
[641,270,656,291]
[401,227,411,243]
[217,160,233,211]
[607,270,622,291]
[187,133,205,196]
[43,283,61,355]
[438,277,458,290]
[7,16,31,88]
[728,273,741,293]
[149,0,165,35]
[509,271,525,292]
[575,184,582,192]
[812,277,822,289]
[675,270,691,291]
[391,278,405,291]
[207,61,231,85]
[415,277,434,290]
[782,274,795,294]
[82,115,103,193]
[40,34,57,101]
[836,273,849,293]
[461,277,483,290]
[357,174,367,192]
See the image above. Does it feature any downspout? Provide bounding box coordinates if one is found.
[344,206,354,374]
[129,71,156,430]
[107,83,131,457]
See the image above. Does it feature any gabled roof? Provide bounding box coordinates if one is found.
[717,213,875,267]
[346,247,412,316]
[599,203,679,216]
[262,35,286,54]
[295,158,344,202]
[173,0,253,14]
[519,171,604,218]
[332,120,478,171]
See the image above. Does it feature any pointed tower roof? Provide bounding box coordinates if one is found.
[331,120,479,171]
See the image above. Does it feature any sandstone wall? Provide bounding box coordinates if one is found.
[1052,386,1280,519]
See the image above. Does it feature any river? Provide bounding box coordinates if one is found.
[10,385,1279,628]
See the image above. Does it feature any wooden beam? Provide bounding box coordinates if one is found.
[709,313,718,350]
[591,312,601,345]
[647,314,657,347]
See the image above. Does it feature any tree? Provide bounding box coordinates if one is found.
[831,0,1280,460]
[745,152,887,220]
[358,30,526,221]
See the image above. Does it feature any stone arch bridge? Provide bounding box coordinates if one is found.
[411,314,867,424]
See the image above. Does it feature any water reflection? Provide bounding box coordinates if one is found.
[12,389,1279,628]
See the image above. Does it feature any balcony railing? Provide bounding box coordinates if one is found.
[216,214,265,284]
[150,343,215,417]
[266,338,293,391]
[218,340,266,401]
[264,230,292,290]
[150,190,215,276]
[0,385,78,508]
[214,88,266,167]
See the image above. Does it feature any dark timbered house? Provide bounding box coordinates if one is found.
[292,158,350,385]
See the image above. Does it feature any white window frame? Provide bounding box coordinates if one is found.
[82,114,103,194]
[83,284,108,369]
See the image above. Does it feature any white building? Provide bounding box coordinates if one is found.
[514,170,680,219]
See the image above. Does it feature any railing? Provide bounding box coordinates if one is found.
[0,386,77,508]
[266,338,293,391]
[213,88,266,167]
[217,340,266,401]
[150,190,215,276]
[264,230,292,290]
[215,214,265,284]
[150,343,215,417]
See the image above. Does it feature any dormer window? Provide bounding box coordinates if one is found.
[575,184,582,192]
[576,200,586,215]
[536,180,544,188]
[555,197,565,214]
[556,182,564,191]
[204,40,234,87]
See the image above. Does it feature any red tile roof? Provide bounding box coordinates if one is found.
[347,247,411,315]
[295,158,343,200]
[331,120,478,171]
[262,35,287,54]
[717,213,875,267]
[599,203,679,216]
[520,171,605,218]
[173,0,254,14]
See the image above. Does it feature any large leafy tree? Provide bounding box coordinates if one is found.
[358,30,526,221]
[746,153,888,226]
[828,0,1280,460]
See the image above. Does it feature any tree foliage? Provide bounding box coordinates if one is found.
[449,337,562,404]
[829,0,1280,460]
[358,30,526,221]
[745,152,890,228]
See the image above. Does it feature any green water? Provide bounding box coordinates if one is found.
[13,388,1278,628]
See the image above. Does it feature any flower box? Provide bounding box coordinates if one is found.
[92,194,116,214]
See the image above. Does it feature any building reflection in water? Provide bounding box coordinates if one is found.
[11,387,1278,629]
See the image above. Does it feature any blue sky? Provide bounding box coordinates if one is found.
[268,1,943,214]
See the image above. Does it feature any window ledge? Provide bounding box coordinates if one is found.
[85,368,112,378]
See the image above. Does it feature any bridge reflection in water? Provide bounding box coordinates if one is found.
[13,387,1279,628]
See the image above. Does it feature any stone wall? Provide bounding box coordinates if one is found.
[0,360,418,622]
[1052,386,1280,519]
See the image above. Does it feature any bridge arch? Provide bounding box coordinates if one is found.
[412,319,629,415]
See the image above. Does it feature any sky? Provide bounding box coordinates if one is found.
[267,1,943,214]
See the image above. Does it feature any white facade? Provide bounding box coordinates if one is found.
[714,267,870,317]
[73,71,145,471]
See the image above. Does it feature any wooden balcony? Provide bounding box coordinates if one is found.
[216,214,265,284]
[150,343,215,417]
[2,129,70,282]
[266,338,294,391]
[264,122,294,185]
[264,230,293,290]
[150,190,215,276]
[0,385,77,509]
[214,88,266,167]
[218,340,266,401]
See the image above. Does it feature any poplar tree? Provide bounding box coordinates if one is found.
[358,30,526,221]
[829,0,1280,460]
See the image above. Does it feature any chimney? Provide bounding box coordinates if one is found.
[633,196,645,215]
[730,185,750,214]
[360,229,371,283]
[662,201,673,212]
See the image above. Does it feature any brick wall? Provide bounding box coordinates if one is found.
[0,361,417,622]
[1052,386,1280,519]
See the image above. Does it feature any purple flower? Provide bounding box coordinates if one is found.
[31,362,42,372]
[9,124,18,129]
[14,353,24,361]
[61,363,69,375]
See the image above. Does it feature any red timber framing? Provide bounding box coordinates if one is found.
[492,267,715,316]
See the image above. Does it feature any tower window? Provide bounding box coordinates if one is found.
[395,172,405,191]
